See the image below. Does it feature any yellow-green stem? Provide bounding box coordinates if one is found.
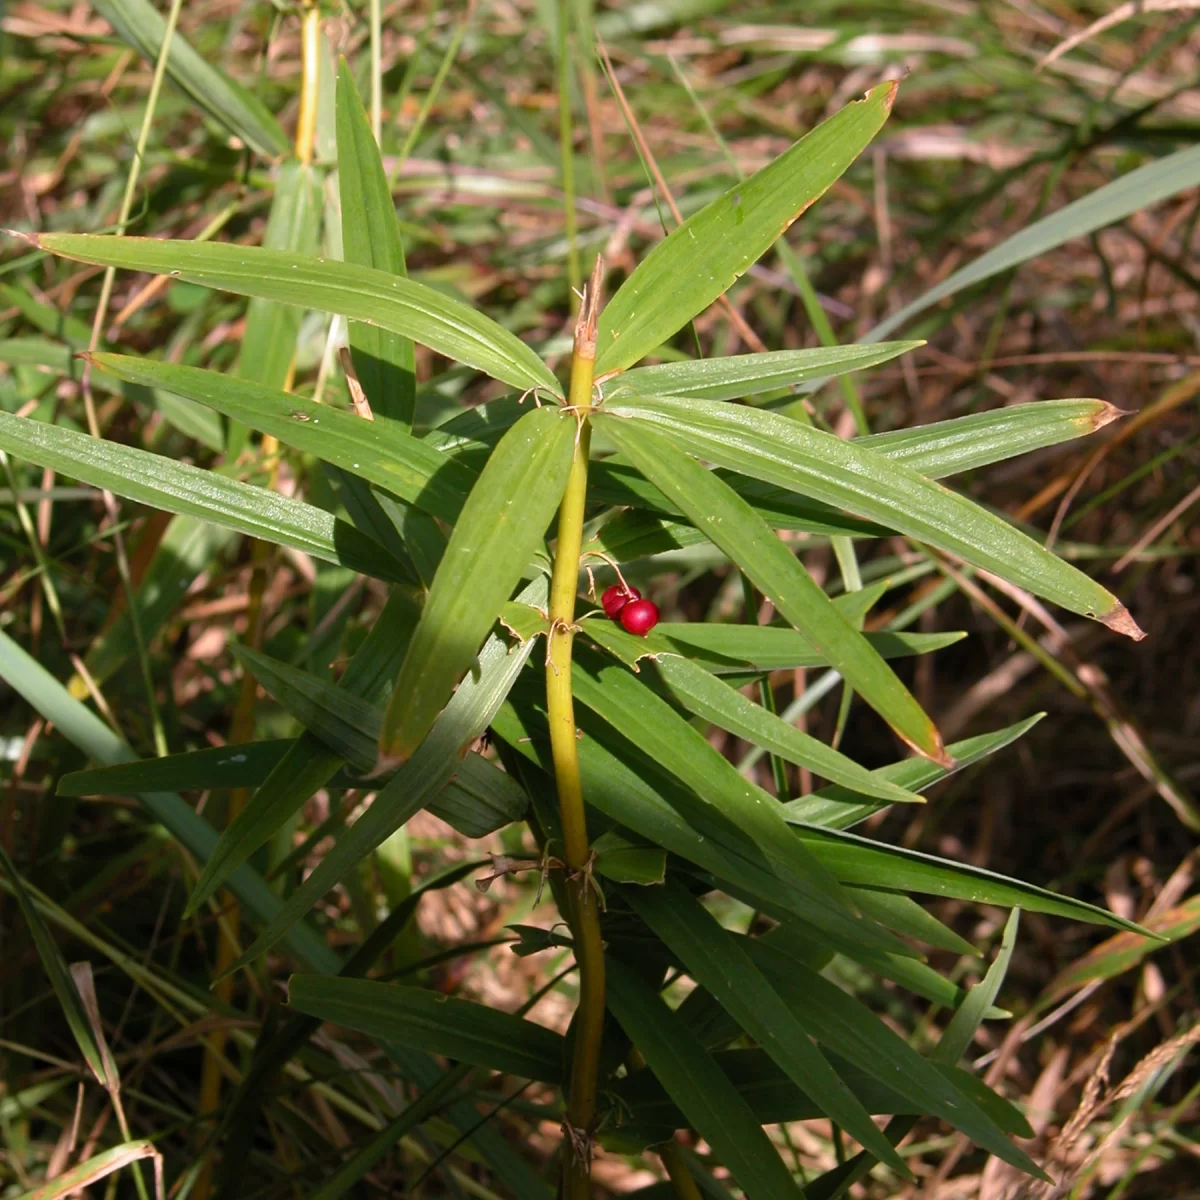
[547,260,605,1200]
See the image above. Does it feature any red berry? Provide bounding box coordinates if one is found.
[619,598,659,637]
[601,584,640,618]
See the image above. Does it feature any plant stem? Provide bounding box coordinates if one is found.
[547,257,605,1200]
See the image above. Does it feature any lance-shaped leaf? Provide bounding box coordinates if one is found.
[90,0,288,156]
[596,81,896,374]
[287,977,564,1082]
[597,416,949,763]
[787,716,1045,831]
[379,406,574,763]
[739,938,1043,1178]
[607,1048,1029,1143]
[582,619,923,804]
[857,398,1123,478]
[603,396,1142,638]
[615,341,922,402]
[336,59,416,427]
[87,354,473,524]
[647,620,964,674]
[27,233,562,397]
[605,957,806,1200]
[626,879,910,1176]
[793,825,1147,935]
[0,412,406,581]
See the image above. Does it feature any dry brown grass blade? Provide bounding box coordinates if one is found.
[1037,1,1200,71]
[596,37,768,355]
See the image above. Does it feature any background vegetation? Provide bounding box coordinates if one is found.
[2,1,1199,1198]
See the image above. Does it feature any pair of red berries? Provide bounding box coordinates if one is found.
[601,585,659,636]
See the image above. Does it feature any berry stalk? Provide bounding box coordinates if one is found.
[546,257,607,1200]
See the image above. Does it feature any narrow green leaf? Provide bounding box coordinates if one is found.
[380,406,574,762]
[596,81,896,373]
[605,957,805,1200]
[337,58,416,427]
[88,354,473,524]
[797,825,1147,935]
[227,583,544,971]
[858,399,1122,478]
[616,341,922,402]
[741,939,1043,1178]
[30,233,563,396]
[233,644,380,772]
[0,843,108,1086]
[431,751,528,837]
[598,417,949,763]
[648,620,964,673]
[0,631,338,974]
[602,396,1142,638]
[582,619,923,804]
[0,412,407,580]
[287,976,564,1081]
[627,880,910,1175]
[607,1048,1030,1142]
[867,142,1200,343]
[90,0,288,156]
[787,716,1045,831]
[803,910,1026,1200]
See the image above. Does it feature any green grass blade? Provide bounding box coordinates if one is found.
[0,843,109,1086]
[8,1140,158,1200]
[867,143,1200,343]
[626,879,911,1176]
[605,957,806,1200]
[604,396,1141,638]
[596,81,896,374]
[29,233,562,396]
[617,341,922,402]
[89,0,288,156]
[598,416,949,763]
[0,631,338,974]
[581,619,922,804]
[336,58,416,427]
[287,977,564,1081]
[0,411,406,581]
[379,406,574,763]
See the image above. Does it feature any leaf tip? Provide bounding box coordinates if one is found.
[1100,603,1145,641]
[2,228,38,248]
[1091,400,1130,431]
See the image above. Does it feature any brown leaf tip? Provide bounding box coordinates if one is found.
[1091,401,1131,431]
[1100,604,1146,642]
[2,228,39,248]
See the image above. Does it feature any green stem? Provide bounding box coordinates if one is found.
[547,259,605,1199]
